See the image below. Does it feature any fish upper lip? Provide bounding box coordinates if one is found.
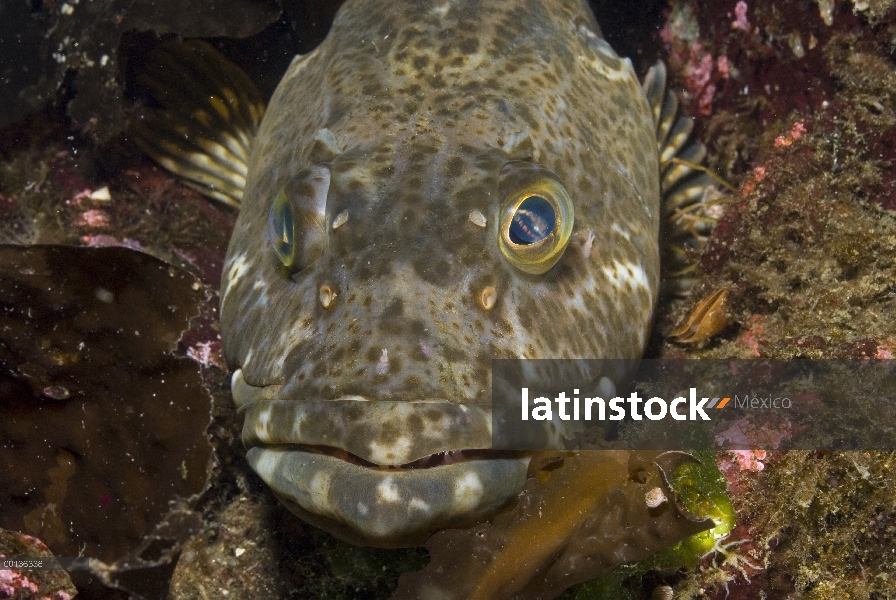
[232,368,484,408]
[239,398,495,465]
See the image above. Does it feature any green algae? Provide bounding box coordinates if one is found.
[310,541,427,599]
[564,450,734,600]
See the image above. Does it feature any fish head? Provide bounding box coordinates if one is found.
[220,0,660,547]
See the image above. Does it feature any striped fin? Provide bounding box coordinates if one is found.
[131,40,265,208]
[642,62,723,294]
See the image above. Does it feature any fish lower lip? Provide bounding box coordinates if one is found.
[246,447,530,547]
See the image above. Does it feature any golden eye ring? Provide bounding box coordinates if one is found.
[498,177,574,275]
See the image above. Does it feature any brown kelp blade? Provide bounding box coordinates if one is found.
[391,450,715,600]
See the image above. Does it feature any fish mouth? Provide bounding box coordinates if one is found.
[232,369,531,546]
[270,443,522,470]
[233,366,501,465]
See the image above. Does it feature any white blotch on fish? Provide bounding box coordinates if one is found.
[376,348,390,374]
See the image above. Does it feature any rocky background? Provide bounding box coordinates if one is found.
[2,0,896,598]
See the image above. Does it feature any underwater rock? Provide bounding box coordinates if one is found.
[168,486,427,600]
[0,244,214,597]
[392,450,715,600]
[657,27,896,361]
[0,0,280,138]
[649,1,896,597]
[168,492,289,600]
[0,527,77,600]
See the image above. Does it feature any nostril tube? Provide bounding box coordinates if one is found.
[319,284,336,308]
[480,286,497,310]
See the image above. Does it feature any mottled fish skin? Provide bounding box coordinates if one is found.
[222,0,660,547]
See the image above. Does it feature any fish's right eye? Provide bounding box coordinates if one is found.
[267,165,330,273]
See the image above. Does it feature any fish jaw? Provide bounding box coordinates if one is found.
[247,448,529,548]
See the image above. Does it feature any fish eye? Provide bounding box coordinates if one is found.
[267,165,330,273]
[498,164,574,274]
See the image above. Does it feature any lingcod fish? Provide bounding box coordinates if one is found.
[134,0,710,548]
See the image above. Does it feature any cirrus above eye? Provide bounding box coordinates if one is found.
[267,165,331,273]
[498,163,574,275]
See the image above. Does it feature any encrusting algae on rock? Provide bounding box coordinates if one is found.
[647,1,896,597]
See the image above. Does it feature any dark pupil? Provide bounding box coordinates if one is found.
[509,195,555,245]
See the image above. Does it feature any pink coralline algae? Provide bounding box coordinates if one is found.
[80,235,144,250]
[716,418,792,474]
[734,314,765,355]
[716,418,793,454]
[0,563,73,599]
[660,4,733,117]
[732,1,750,32]
[679,43,732,116]
[716,54,731,79]
[75,209,110,228]
[774,122,807,148]
[0,567,39,596]
[687,50,715,92]
[685,49,716,115]
[65,188,92,206]
[741,165,766,195]
[730,449,768,472]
